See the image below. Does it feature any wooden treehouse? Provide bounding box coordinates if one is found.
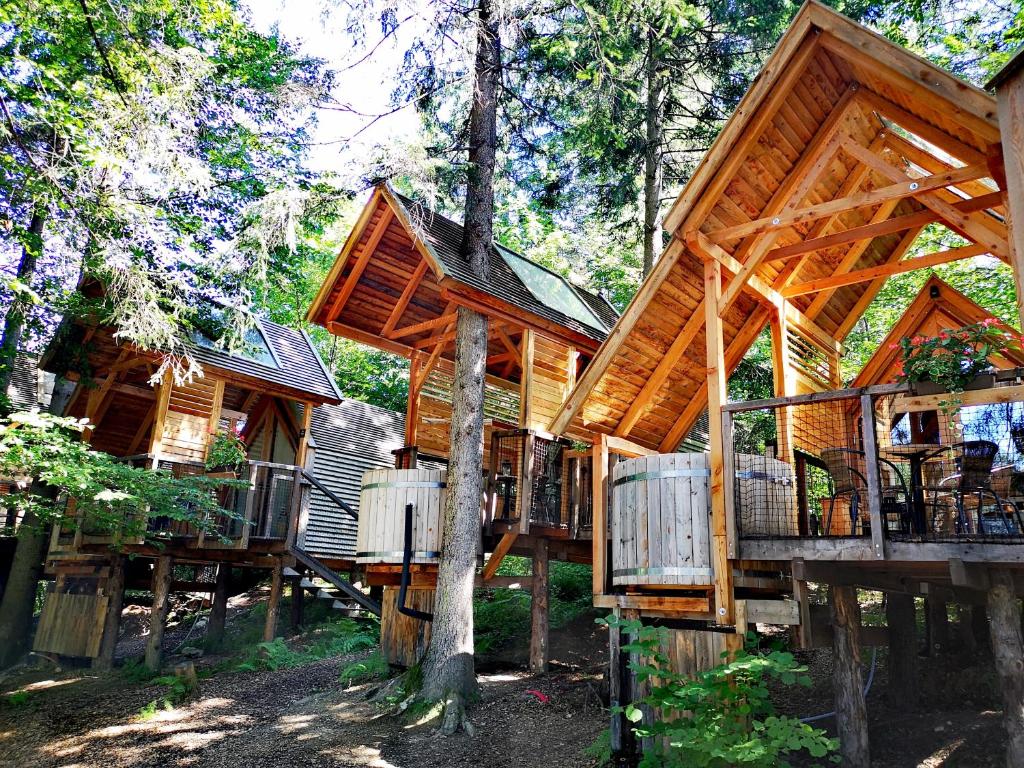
[307,183,619,667]
[550,1,1024,762]
[33,299,380,669]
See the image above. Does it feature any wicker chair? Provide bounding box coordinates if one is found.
[922,440,1022,535]
[819,447,909,535]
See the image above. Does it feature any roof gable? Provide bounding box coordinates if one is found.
[552,0,1007,450]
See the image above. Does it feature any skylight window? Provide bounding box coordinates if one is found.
[193,309,278,367]
[497,246,608,332]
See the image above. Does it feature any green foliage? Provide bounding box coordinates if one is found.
[233,618,379,672]
[341,650,390,686]
[584,729,613,766]
[205,430,248,471]
[0,411,243,541]
[1,690,32,709]
[121,657,159,684]
[895,320,1023,403]
[600,616,838,768]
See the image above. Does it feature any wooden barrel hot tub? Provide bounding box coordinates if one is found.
[611,453,713,587]
[355,468,447,565]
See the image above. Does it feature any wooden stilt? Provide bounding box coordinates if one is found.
[885,592,917,706]
[263,558,284,642]
[832,585,869,768]
[925,596,950,655]
[986,568,1024,766]
[145,556,173,671]
[93,556,126,671]
[530,537,549,673]
[208,564,229,649]
[290,574,304,633]
[972,604,991,649]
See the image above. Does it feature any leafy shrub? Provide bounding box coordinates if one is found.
[1,691,32,709]
[601,615,838,768]
[341,650,390,686]
[234,618,379,671]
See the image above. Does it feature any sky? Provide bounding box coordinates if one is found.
[242,0,426,175]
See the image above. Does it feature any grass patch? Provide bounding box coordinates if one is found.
[233,617,379,672]
[340,650,389,686]
[0,690,32,710]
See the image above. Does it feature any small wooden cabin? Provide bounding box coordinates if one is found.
[551,2,1024,763]
[31,303,369,668]
[307,184,619,668]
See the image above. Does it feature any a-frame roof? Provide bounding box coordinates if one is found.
[306,184,617,360]
[852,276,1024,387]
[552,0,1008,451]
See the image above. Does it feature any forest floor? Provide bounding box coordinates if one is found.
[0,586,1011,768]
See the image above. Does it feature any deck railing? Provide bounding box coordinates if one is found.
[723,372,1024,555]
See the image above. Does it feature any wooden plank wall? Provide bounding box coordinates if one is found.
[33,592,109,657]
[160,379,217,463]
[526,334,574,431]
[380,586,434,667]
[415,393,506,466]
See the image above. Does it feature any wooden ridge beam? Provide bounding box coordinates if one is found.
[380,259,430,338]
[843,140,1009,261]
[784,243,989,298]
[708,161,987,244]
[765,191,1003,263]
[327,207,394,320]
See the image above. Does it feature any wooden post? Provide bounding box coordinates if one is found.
[925,596,950,655]
[519,328,535,429]
[263,558,284,642]
[93,555,126,670]
[860,394,885,558]
[290,574,304,633]
[608,608,638,761]
[530,537,549,673]
[145,555,173,671]
[591,435,609,597]
[208,564,229,649]
[519,430,535,534]
[405,354,421,447]
[986,568,1024,766]
[831,585,869,768]
[885,592,917,706]
[993,59,1024,329]
[704,257,734,625]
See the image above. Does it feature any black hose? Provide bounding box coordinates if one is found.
[398,503,433,622]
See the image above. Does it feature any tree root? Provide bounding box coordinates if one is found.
[437,692,474,736]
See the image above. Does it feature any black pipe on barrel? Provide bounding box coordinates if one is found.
[398,503,433,622]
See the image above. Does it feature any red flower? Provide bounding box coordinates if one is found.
[939,331,949,340]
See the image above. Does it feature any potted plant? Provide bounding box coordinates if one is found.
[205,430,247,476]
[894,319,1023,415]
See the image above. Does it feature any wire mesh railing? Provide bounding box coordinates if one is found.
[724,377,1024,547]
[486,430,575,529]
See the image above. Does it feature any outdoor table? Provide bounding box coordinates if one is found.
[879,443,943,534]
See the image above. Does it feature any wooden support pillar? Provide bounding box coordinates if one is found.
[93,556,126,671]
[885,592,917,706]
[831,585,869,768]
[986,568,1024,767]
[290,574,304,633]
[263,558,284,642]
[145,555,173,671]
[993,60,1024,330]
[925,596,950,656]
[591,435,609,597]
[704,257,734,624]
[530,537,549,674]
[208,564,229,649]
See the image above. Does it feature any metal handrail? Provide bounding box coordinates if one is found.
[722,383,908,414]
[301,469,358,521]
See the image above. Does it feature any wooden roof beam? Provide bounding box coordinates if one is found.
[326,206,394,320]
[773,132,888,290]
[715,85,860,315]
[884,131,1002,204]
[843,140,1010,261]
[390,303,457,340]
[784,243,989,298]
[764,191,1003,263]
[853,89,989,166]
[380,259,430,338]
[689,231,841,355]
[708,160,988,244]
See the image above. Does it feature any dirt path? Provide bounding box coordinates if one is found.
[0,657,605,768]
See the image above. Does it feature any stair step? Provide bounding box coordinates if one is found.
[283,567,301,577]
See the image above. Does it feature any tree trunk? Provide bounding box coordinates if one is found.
[263,558,283,642]
[418,0,500,728]
[832,585,869,768]
[207,564,230,649]
[0,208,45,410]
[530,537,549,673]
[885,592,917,706]
[987,569,1024,767]
[0,376,75,669]
[642,30,664,277]
[145,555,174,671]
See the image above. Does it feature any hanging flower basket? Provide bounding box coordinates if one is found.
[909,372,996,396]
